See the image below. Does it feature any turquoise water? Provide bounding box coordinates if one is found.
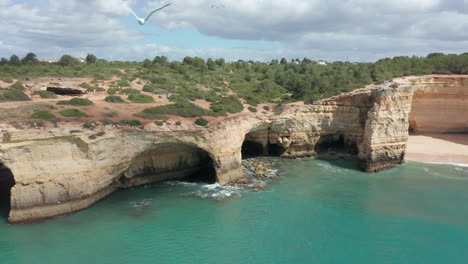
[1,159,468,264]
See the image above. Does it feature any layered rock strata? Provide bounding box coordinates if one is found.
[408,75,468,133]
[1,74,465,223]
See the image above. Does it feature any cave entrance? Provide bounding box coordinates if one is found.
[315,134,358,156]
[120,143,217,188]
[0,164,14,220]
[241,129,285,159]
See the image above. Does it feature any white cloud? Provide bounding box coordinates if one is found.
[0,0,141,57]
[0,0,466,62]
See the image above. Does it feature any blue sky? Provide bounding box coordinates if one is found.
[0,0,467,62]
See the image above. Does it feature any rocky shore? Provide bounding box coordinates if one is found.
[1,74,466,223]
[226,158,281,191]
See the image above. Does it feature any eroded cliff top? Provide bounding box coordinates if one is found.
[0,74,467,133]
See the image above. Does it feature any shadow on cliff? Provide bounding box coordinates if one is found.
[0,165,14,222]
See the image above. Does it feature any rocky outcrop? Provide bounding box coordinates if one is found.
[1,74,465,223]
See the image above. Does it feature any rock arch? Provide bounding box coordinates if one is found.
[314,133,358,156]
[241,125,286,159]
[118,142,217,188]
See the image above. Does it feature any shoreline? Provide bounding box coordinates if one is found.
[406,134,468,167]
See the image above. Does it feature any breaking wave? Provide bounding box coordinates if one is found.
[165,181,243,200]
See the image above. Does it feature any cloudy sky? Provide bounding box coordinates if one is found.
[0,0,467,62]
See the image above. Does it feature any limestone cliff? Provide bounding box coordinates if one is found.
[408,75,468,133]
[1,74,465,223]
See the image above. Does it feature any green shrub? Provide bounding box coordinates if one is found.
[107,88,117,95]
[57,98,93,106]
[79,83,92,89]
[128,94,154,103]
[0,89,31,101]
[151,77,168,85]
[137,101,211,118]
[155,120,164,126]
[1,77,13,83]
[105,96,125,103]
[33,90,58,98]
[117,80,131,87]
[120,88,141,95]
[195,118,209,127]
[248,106,258,112]
[263,105,270,111]
[10,81,25,90]
[175,121,182,126]
[142,84,157,93]
[119,119,142,126]
[210,96,244,114]
[59,108,87,117]
[31,111,56,120]
[390,83,399,88]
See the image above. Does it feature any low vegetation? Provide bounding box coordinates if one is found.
[59,108,87,117]
[1,52,468,108]
[31,111,56,120]
[10,82,25,90]
[119,119,142,126]
[128,94,154,103]
[32,90,58,98]
[210,96,244,115]
[1,77,13,83]
[107,88,117,95]
[57,98,93,106]
[195,118,209,127]
[248,106,258,112]
[137,101,211,118]
[0,89,31,101]
[104,96,125,103]
[120,88,140,95]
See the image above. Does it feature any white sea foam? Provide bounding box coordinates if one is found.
[411,160,468,168]
[165,181,242,200]
[189,184,241,200]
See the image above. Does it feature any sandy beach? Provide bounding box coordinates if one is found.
[406,134,468,166]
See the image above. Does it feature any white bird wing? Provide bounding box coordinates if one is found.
[125,4,140,20]
[118,0,140,19]
[144,3,172,22]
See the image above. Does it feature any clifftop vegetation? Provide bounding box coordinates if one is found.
[1,52,467,105]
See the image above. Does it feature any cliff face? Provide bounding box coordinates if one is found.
[409,75,468,133]
[1,74,463,223]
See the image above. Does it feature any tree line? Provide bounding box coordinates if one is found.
[1,52,467,103]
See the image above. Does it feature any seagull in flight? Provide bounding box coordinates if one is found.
[124,2,172,25]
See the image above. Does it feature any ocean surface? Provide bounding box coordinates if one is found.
[1,159,468,264]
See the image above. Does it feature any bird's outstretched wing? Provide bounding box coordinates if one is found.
[118,0,140,19]
[144,3,172,23]
[126,5,140,20]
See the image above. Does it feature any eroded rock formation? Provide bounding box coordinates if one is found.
[1,74,466,223]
